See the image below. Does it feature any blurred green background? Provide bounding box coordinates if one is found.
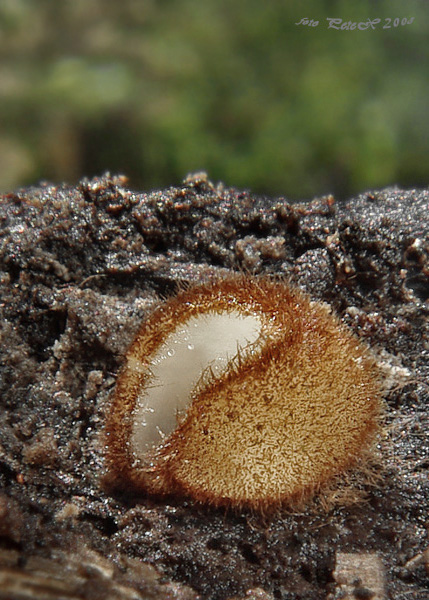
[0,0,427,199]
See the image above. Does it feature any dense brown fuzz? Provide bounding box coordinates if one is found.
[105,275,382,510]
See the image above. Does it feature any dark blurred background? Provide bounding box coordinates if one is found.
[0,0,427,199]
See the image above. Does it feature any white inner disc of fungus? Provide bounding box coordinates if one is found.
[130,311,262,457]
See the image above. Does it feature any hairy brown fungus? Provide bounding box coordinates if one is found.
[105,275,382,511]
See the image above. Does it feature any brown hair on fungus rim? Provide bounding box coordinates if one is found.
[104,274,383,511]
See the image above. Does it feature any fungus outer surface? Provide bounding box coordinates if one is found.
[106,275,382,510]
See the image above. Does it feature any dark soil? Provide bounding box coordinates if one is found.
[0,173,427,599]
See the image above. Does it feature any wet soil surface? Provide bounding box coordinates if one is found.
[0,173,427,599]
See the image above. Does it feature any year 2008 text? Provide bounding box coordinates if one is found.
[296,17,415,30]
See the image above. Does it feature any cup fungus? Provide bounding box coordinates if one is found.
[105,275,382,510]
